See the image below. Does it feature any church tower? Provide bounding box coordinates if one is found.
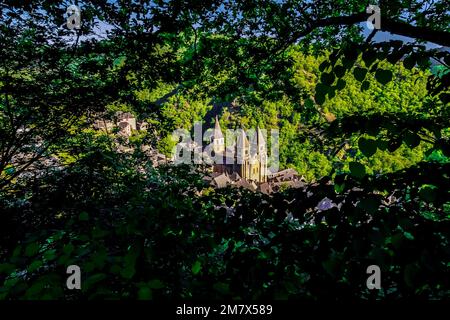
[257,128,268,183]
[236,129,249,179]
[211,116,225,154]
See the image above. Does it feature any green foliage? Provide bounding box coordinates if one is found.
[1,162,449,300]
[157,135,177,158]
[1,0,449,302]
[358,137,378,158]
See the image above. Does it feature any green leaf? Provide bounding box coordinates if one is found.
[375,69,393,85]
[376,139,388,151]
[0,263,15,275]
[12,246,21,257]
[362,50,377,67]
[63,243,75,255]
[353,67,368,82]
[404,264,420,288]
[370,62,379,73]
[357,197,380,214]
[419,185,437,202]
[120,265,136,279]
[334,65,346,78]
[334,183,345,194]
[26,281,45,297]
[358,137,377,157]
[320,72,335,86]
[79,212,89,221]
[84,273,107,291]
[319,60,330,72]
[403,232,414,241]
[28,260,43,273]
[390,233,405,250]
[304,98,314,109]
[336,79,346,90]
[315,83,331,105]
[43,249,57,261]
[361,81,370,91]
[25,243,40,257]
[349,162,366,179]
[387,139,402,152]
[322,255,342,277]
[148,279,165,289]
[403,55,416,69]
[192,260,202,275]
[213,282,230,295]
[387,49,406,64]
[315,92,326,105]
[137,287,153,300]
[417,55,430,69]
[328,87,336,99]
[316,83,330,95]
[403,132,421,148]
[342,57,354,69]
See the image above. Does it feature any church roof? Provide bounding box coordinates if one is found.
[236,129,249,148]
[117,111,135,120]
[213,173,231,188]
[233,178,257,191]
[259,182,272,195]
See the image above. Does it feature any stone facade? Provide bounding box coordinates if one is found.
[206,118,306,194]
[210,116,268,184]
[93,112,144,137]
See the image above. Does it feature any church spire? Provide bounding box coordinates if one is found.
[212,115,225,153]
[213,115,223,139]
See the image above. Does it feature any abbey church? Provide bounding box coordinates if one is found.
[210,116,268,183]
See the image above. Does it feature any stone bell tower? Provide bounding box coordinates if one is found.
[211,116,225,154]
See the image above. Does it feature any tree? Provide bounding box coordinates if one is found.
[0,0,449,301]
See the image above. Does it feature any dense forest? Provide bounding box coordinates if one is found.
[0,1,449,300]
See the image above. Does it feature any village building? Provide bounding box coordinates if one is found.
[116,112,137,136]
[93,111,305,193]
[93,119,114,133]
[117,112,137,130]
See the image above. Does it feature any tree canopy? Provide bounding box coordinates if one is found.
[0,0,449,301]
